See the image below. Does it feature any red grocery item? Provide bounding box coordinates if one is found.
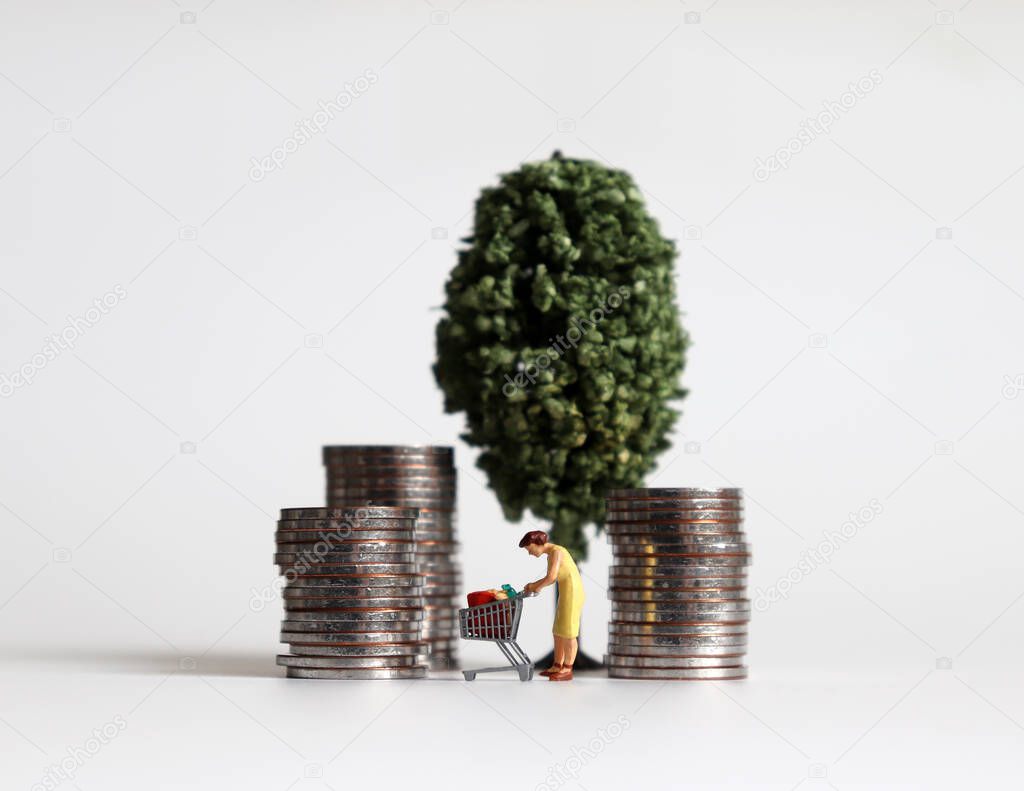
[467,590,496,607]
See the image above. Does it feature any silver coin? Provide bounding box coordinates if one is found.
[326,502,454,513]
[322,444,452,454]
[418,569,462,578]
[606,500,745,512]
[284,608,423,621]
[606,653,745,669]
[606,491,745,504]
[608,532,747,544]
[324,467,456,478]
[276,541,416,554]
[421,618,458,628]
[422,638,459,650]
[323,481,456,493]
[415,540,460,551]
[277,654,424,669]
[325,487,454,497]
[285,585,424,598]
[282,574,424,587]
[610,612,749,625]
[607,487,743,499]
[276,553,417,566]
[325,488,454,500]
[421,617,459,628]
[606,614,753,627]
[420,629,459,639]
[321,461,453,471]
[276,540,416,553]
[414,533,459,544]
[609,588,747,602]
[421,620,459,630]
[323,468,454,479]
[277,518,418,531]
[606,509,743,520]
[607,516,744,527]
[609,540,750,555]
[608,666,747,680]
[281,630,420,645]
[413,513,457,524]
[328,500,453,513]
[281,620,424,634]
[417,559,462,570]
[285,597,424,609]
[280,507,419,520]
[286,643,427,657]
[602,635,749,647]
[613,553,750,564]
[413,515,456,526]
[610,605,751,620]
[277,561,419,574]
[611,599,750,612]
[322,445,453,457]
[609,621,748,636]
[422,611,458,620]
[414,524,457,534]
[607,574,747,588]
[418,573,462,583]
[285,666,428,680]
[609,574,748,588]
[282,619,422,632]
[602,524,749,536]
[607,498,743,509]
[325,479,456,490]
[274,528,417,540]
[419,575,462,584]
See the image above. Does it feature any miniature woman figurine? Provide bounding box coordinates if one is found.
[520,530,585,681]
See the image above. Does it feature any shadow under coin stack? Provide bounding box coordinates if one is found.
[276,506,427,679]
[323,446,461,670]
[605,488,750,680]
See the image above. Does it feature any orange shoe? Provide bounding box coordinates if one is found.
[538,664,563,677]
[548,666,574,681]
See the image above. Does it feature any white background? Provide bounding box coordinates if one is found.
[2,0,1024,789]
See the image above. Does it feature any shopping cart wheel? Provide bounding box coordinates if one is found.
[517,665,532,682]
[463,670,477,681]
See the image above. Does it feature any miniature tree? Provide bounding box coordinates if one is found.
[434,152,688,560]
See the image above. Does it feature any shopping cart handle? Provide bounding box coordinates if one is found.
[518,589,538,598]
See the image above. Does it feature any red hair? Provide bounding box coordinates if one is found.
[518,530,548,547]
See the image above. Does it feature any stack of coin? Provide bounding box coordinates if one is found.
[323,446,461,669]
[605,488,750,680]
[276,506,428,679]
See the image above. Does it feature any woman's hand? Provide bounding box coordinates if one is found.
[523,582,538,594]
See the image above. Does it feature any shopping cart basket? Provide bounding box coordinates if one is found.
[459,591,536,681]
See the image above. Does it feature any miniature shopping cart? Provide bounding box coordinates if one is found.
[459,591,536,681]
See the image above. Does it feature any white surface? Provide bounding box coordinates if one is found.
[2,1,1024,789]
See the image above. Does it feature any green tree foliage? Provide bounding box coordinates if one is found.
[434,153,688,559]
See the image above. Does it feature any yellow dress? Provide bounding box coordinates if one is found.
[551,544,585,638]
